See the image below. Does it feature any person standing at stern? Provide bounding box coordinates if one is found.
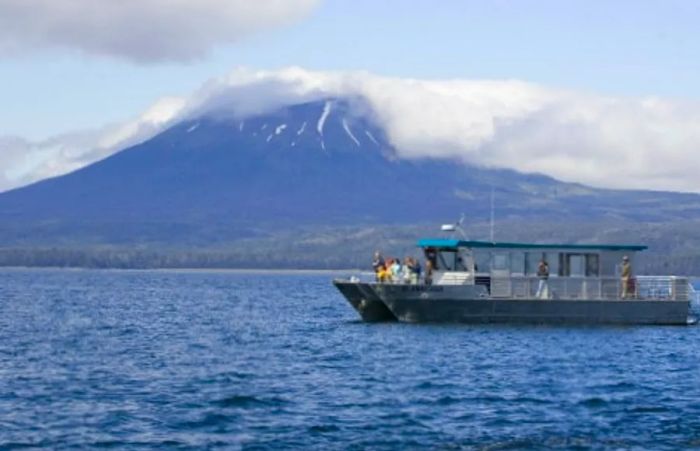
[621,255,633,298]
[536,258,550,299]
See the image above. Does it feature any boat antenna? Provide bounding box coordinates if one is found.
[456,213,467,239]
[441,213,468,239]
[490,187,495,242]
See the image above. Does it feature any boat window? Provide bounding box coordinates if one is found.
[586,254,600,276]
[492,253,509,271]
[546,252,559,277]
[425,248,456,271]
[525,252,542,275]
[474,251,490,273]
[510,252,525,274]
[559,253,566,276]
[568,254,585,277]
[438,251,453,270]
[455,249,471,271]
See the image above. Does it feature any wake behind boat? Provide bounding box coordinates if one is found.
[333,230,698,325]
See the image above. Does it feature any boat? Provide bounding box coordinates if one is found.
[333,234,698,325]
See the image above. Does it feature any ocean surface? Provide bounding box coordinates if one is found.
[1,269,700,450]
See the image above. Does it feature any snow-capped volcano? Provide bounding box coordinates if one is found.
[0,98,698,234]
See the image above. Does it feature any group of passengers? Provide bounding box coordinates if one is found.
[372,251,428,284]
[372,251,636,296]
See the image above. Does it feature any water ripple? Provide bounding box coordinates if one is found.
[1,269,700,449]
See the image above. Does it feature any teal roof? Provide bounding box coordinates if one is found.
[417,238,647,252]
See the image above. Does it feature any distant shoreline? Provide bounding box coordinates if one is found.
[0,266,368,275]
[0,266,696,284]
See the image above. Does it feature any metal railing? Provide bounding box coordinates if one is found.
[346,272,694,302]
[493,275,691,301]
[689,283,700,314]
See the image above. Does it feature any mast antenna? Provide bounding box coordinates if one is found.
[441,213,467,239]
[490,187,495,242]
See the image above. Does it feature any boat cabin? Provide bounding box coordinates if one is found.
[419,239,645,279]
[418,239,658,299]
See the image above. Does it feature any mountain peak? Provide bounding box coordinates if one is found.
[0,98,698,227]
[181,97,390,157]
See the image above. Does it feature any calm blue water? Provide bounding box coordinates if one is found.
[1,269,700,450]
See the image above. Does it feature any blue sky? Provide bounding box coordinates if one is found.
[1,0,699,140]
[1,0,700,194]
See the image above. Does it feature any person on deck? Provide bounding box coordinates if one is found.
[621,255,632,298]
[424,259,433,285]
[414,259,422,284]
[391,258,402,282]
[535,258,550,299]
[379,259,392,283]
[372,251,385,282]
[403,257,414,284]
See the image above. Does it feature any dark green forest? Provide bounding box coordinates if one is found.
[1,220,699,275]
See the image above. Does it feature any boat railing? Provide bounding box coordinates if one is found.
[495,275,691,301]
[689,283,700,312]
[349,272,693,302]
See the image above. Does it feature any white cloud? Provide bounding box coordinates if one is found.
[2,67,700,193]
[179,68,700,192]
[0,0,321,63]
[0,98,184,191]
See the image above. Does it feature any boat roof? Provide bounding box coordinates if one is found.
[417,238,647,252]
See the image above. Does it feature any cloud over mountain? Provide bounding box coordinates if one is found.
[0,97,183,190]
[0,0,320,62]
[2,67,700,193]
[178,68,700,193]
